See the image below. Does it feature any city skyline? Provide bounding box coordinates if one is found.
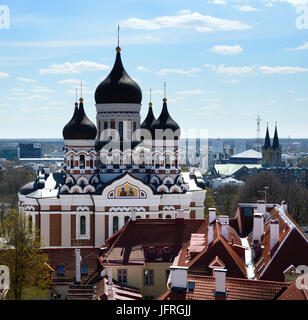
[1,0,308,138]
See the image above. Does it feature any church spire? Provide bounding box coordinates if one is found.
[272,122,280,150]
[263,123,271,150]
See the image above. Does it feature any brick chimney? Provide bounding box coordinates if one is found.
[214,268,227,299]
[208,224,214,245]
[253,213,264,243]
[270,219,280,251]
[170,266,188,293]
[209,208,216,224]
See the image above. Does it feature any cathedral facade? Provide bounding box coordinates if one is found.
[18,45,206,249]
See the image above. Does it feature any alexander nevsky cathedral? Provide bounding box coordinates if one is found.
[18,44,206,249]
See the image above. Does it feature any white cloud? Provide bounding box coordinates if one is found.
[10,88,24,92]
[237,5,260,12]
[209,44,243,55]
[210,0,227,4]
[40,61,110,74]
[145,89,164,95]
[176,89,204,95]
[203,98,222,102]
[9,95,49,101]
[259,66,308,74]
[58,79,86,86]
[17,77,36,82]
[120,11,251,33]
[157,67,202,75]
[287,42,308,51]
[201,104,221,111]
[226,79,239,83]
[32,86,54,93]
[0,72,9,78]
[205,64,308,75]
[66,89,93,96]
[168,97,184,103]
[205,64,255,75]
[263,0,308,7]
[137,66,151,72]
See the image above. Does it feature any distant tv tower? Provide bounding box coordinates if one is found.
[256,115,261,150]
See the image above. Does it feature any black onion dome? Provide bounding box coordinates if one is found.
[150,99,180,133]
[140,103,156,130]
[62,100,97,140]
[95,47,142,104]
[62,103,79,140]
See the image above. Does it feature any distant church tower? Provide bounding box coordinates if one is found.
[261,123,282,168]
[271,124,282,167]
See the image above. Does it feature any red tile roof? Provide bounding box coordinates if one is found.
[176,218,247,279]
[248,206,308,282]
[277,281,308,300]
[158,274,289,300]
[100,219,205,266]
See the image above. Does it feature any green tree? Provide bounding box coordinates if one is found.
[0,166,35,208]
[0,209,52,300]
[204,187,216,217]
[215,185,239,217]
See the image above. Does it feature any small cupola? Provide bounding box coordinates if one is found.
[150,97,180,136]
[62,98,97,140]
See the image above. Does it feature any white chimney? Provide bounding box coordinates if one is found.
[170,266,188,292]
[214,268,227,294]
[107,269,114,300]
[209,208,216,224]
[208,224,214,245]
[75,249,81,283]
[257,200,266,214]
[131,210,136,221]
[270,219,280,251]
[218,215,229,225]
[253,213,264,243]
[281,201,288,213]
[221,222,229,241]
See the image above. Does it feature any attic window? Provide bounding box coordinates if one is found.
[162,247,172,261]
[147,246,158,260]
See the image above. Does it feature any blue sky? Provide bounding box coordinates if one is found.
[0,0,308,138]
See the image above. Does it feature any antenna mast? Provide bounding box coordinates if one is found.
[256,115,261,151]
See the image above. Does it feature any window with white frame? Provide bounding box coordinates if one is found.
[144,269,154,286]
[118,269,127,285]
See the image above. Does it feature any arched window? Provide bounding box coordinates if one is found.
[165,154,171,168]
[80,216,86,235]
[136,215,141,219]
[113,216,119,234]
[104,121,108,130]
[119,121,123,141]
[71,156,74,168]
[124,216,130,224]
[165,215,172,219]
[28,215,33,233]
[80,155,85,169]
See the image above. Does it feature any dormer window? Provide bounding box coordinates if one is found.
[147,246,157,260]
